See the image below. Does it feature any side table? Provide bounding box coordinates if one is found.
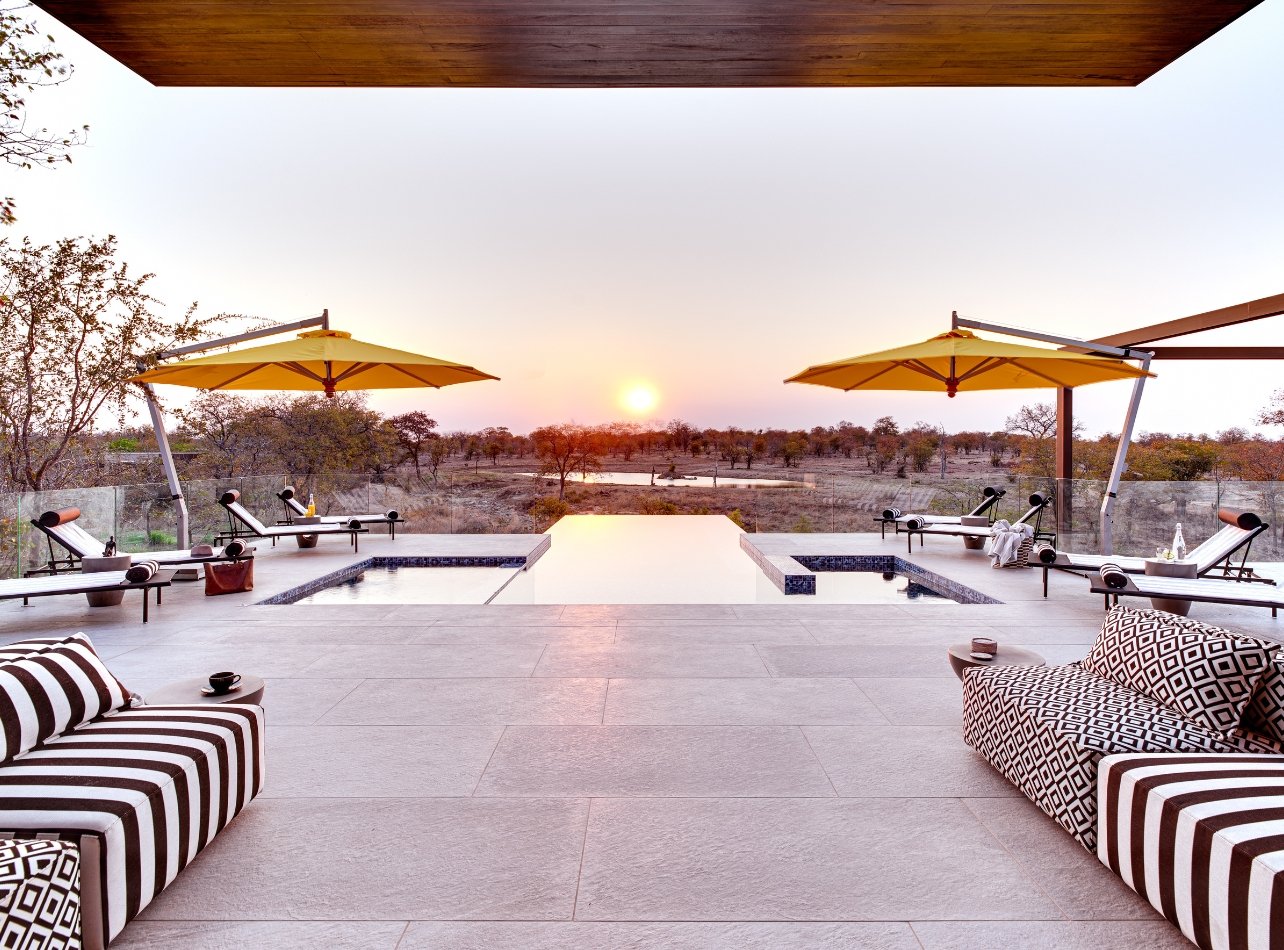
[948,643,1046,681]
[146,674,266,707]
[1143,558,1197,616]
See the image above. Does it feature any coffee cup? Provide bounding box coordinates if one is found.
[209,671,241,694]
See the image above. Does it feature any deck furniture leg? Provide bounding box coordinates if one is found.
[142,589,149,623]
[1043,567,1049,598]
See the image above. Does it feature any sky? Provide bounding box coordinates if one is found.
[10,1,1284,438]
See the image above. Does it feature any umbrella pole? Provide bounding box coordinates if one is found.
[1099,354,1152,555]
[140,381,190,548]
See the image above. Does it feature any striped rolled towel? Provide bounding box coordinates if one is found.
[348,518,363,531]
[904,515,926,531]
[386,509,400,522]
[1032,542,1058,565]
[125,560,160,583]
[882,507,902,521]
[1098,563,1129,590]
[224,538,249,558]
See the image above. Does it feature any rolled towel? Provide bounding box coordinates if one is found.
[224,538,249,558]
[385,509,400,522]
[1033,542,1058,565]
[904,515,926,531]
[982,486,999,497]
[1028,491,1050,508]
[125,559,159,584]
[189,543,215,558]
[1217,508,1264,530]
[348,518,363,531]
[279,485,296,500]
[882,507,901,521]
[1098,563,1129,590]
[220,489,241,506]
[38,507,81,528]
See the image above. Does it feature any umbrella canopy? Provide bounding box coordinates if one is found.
[131,329,499,396]
[785,328,1152,397]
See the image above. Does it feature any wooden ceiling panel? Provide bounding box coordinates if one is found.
[31,0,1263,87]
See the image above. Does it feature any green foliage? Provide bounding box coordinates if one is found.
[108,437,138,452]
[529,496,570,526]
[639,497,679,515]
[791,513,816,533]
[725,508,747,530]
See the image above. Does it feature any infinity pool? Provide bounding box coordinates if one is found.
[293,515,962,606]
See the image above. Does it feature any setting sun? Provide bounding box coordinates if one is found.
[620,383,659,415]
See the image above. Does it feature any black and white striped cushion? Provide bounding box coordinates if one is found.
[1098,753,1284,950]
[0,642,132,763]
[0,704,265,942]
[0,634,95,663]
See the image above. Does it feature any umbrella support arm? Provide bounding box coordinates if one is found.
[1099,354,1151,556]
[139,309,330,546]
[140,381,190,547]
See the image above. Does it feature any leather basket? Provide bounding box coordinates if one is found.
[205,559,254,595]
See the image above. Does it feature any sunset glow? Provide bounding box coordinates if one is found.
[620,383,659,415]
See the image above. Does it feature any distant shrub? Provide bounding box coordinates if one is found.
[726,509,747,530]
[640,497,679,515]
[108,437,138,452]
[791,514,816,533]
[530,497,571,527]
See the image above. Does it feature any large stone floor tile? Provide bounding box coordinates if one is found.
[535,643,770,678]
[114,921,407,950]
[263,725,503,797]
[560,605,739,623]
[410,625,615,646]
[246,604,402,622]
[802,726,1018,797]
[320,678,608,725]
[962,797,1162,920]
[852,677,964,726]
[401,921,921,949]
[257,678,361,725]
[142,798,587,920]
[475,725,834,797]
[386,605,569,624]
[214,624,426,646]
[297,643,545,678]
[604,678,887,725]
[757,644,955,678]
[104,643,341,690]
[576,797,1059,921]
[801,624,983,647]
[613,624,817,645]
[910,921,1191,949]
[732,604,915,623]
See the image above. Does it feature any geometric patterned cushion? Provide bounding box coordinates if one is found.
[962,661,1237,850]
[0,838,81,949]
[1081,606,1274,734]
[1240,647,1284,744]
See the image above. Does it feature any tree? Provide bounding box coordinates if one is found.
[1005,402,1081,477]
[0,235,218,491]
[0,7,88,224]
[259,392,396,478]
[388,411,437,477]
[531,424,601,500]
[1259,391,1284,427]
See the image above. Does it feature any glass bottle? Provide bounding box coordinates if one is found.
[306,493,316,517]
[1172,523,1187,561]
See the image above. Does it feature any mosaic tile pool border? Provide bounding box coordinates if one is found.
[791,554,1002,604]
[258,536,552,605]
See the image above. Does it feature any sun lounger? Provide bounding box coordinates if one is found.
[276,486,405,539]
[27,507,254,576]
[218,489,367,551]
[1091,563,1284,617]
[901,492,1052,554]
[0,568,173,622]
[1032,508,1274,596]
[876,486,1006,538]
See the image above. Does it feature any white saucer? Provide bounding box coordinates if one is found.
[201,684,241,696]
[969,652,996,661]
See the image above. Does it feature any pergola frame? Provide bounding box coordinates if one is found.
[1053,291,1284,552]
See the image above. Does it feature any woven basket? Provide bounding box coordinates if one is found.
[1005,536,1034,569]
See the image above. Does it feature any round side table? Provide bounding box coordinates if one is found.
[146,674,265,707]
[948,643,1046,681]
[1143,558,1197,616]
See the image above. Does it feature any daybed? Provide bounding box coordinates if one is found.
[276,485,404,538]
[0,633,264,948]
[28,507,253,577]
[0,569,172,623]
[1094,564,1284,617]
[963,605,1283,950]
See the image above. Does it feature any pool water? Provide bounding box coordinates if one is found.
[294,515,953,606]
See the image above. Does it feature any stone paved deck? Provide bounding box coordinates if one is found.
[1,528,1278,950]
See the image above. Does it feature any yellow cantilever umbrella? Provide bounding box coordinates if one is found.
[785,328,1152,397]
[131,328,499,396]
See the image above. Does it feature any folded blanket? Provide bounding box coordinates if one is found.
[189,543,215,558]
[986,521,1033,568]
[125,559,159,583]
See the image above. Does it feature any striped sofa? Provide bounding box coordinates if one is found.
[1099,754,1284,950]
[0,635,265,949]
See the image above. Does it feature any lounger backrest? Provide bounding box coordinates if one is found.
[225,500,271,535]
[284,495,308,516]
[1190,524,1258,571]
[50,521,107,558]
[1014,493,1050,526]
[966,488,1005,518]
